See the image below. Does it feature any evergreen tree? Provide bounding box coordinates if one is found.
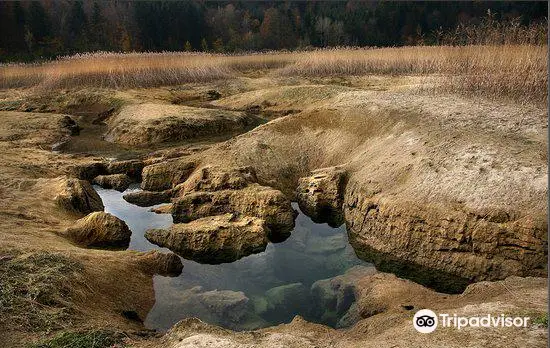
[67,1,88,52]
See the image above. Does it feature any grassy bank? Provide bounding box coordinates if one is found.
[1,45,547,104]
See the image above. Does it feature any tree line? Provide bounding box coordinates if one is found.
[0,1,546,62]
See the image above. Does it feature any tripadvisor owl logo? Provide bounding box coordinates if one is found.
[413,309,531,333]
[413,309,438,333]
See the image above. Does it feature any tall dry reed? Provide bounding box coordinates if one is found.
[0,45,546,104]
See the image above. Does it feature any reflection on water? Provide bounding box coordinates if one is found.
[96,186,372,331]
[95,185,172,251]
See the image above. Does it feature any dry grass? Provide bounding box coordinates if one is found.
[277,45,547,104]
[0,252,83,333]
[0,51,294,90]
[0,45,546,104]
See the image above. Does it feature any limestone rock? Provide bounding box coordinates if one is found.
[172,184,296,239]
[173,165,258,196]
[53,177,104,214]
[123,190,172,207]
[145,214,268,264]
[106,159,145,179]
[69,162,107,181]
[92,174,132,192]
[141,158,195,191]
[136,250,183,277]
[64,211,131,248]
[297,167,347,227]
[169,287,254,330]
[310,265,377,327]
[151,204,173,214]
[263,283,309,322]
[344,178,548,288]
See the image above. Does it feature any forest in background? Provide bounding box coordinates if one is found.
[0,1,547,63]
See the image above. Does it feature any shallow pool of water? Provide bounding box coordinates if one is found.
[95,186,373,331]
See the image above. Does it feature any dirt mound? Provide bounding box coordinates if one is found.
[213,85,354,113]
[104,103,261,146]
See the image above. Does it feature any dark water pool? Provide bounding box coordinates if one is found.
[95,185,373,331]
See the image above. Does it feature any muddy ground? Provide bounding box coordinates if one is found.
[0,74,547,347]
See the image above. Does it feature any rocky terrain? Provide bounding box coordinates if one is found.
[0,74,546,347]
[104,103,262,146]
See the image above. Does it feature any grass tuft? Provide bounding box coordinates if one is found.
[31,329,126,348]
[533,313,548,328]
[0,252,83,333]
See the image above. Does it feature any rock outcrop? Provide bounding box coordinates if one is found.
[296,166,347,227]
[69,162,107,181]
[141,158,195,191]
[70,160,145,182]
[52,177,104,214]
[172,184,295,239]
[145,214,268,263]
[344,178,548,290]
[123,190,172,207]
[92,174,132,192]
[172,165,258,196]
[58,115,80,135]
[105,159,144,180]
[64,211,131,248]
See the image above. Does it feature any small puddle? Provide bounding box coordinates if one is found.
[95,186,373,331]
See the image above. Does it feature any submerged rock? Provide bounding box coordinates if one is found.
[194,288,250,323]
[145,214,268,264]
[92,174,132,192]
[310,265,377,328]
[262,283,309,322]
[64,211,131,248]
[172,184,296,239]
[52,177,104,214]
[136,250,183,277]
[297,166,347,227]
[161,287,258,331]
[123,190,172,207]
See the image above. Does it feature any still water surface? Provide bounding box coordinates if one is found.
[96,185,372,331]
